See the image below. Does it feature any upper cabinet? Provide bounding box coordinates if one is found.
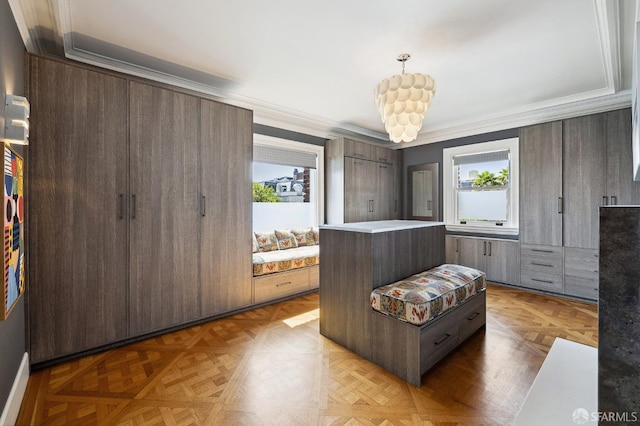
[326,137,401,224]
[520,121,563,247]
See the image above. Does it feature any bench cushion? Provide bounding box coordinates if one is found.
[252,245,319,277]
[370,264,486,326]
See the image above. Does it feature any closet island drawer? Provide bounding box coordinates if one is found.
[520,244,563,293]
[253,268,311,304]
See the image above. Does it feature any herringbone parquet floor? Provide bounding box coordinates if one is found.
[16,284,598,425]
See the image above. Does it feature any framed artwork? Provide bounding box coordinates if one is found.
[2,144,24,320]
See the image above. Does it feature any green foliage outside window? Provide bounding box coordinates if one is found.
[472,168,509,187]
[252,182,280,202]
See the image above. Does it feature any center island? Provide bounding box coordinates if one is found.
[319,220,447,379]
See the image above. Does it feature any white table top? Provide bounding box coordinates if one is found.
[320,220,444,233]
[514,338,597,425]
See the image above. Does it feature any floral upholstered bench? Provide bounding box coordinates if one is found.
[368,264,487,386]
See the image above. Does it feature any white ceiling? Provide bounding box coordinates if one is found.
[8,0,640,146]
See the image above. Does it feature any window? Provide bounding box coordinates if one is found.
[443,138,519,235]
[252,135,324,231]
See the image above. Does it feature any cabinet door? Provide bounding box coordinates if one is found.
[343,138,372,160]
[373,146,394,164]
[485,240,520,285]
[129,82,200,335]
[606,108,640,205]
[344,158,375,222]
[374,162,394,220]
[200,100,253,315]
[520,122,563,246]
[445,236,460,264]
[563,114,606,249]
[28,57,129,362]
[458,238,485,271]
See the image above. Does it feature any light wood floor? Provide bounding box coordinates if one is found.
[16,285,598,425]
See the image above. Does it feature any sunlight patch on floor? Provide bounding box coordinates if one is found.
[282,308,319,328]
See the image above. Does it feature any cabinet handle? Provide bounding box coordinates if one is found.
[379,165,388,169]
[467,312,480,321]
[602,196,609,206]
[531,278,553,284]
[558,197,563,214]
[275,281,292,288]
[488,242,492,256]
[118,194,124,219]
[483,241,487,256]
[531,262,554,267]
[531,249,553,253]
[371,200,375,212]
[427,200,432,210]
[611,195,617,205]
[201,196,206,217]
[131,194,136,219]
[434,333,451,345]
[456,238,460,253]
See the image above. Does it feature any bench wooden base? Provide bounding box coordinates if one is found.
[371,291,486,386]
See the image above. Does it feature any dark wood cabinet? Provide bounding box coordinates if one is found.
[520,121,563,247]
[128,82,201,335]
[28,56,129,363]
[326,137,401,223]
[199,100,253,316]
[26,55,253,364]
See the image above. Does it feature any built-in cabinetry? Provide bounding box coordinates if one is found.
[326,137,401,223]
[445,236,519,285]
[27,55,253,364]
[519,108,638,300]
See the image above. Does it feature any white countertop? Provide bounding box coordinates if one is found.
[320,220,445,233]
[514,338,597,425]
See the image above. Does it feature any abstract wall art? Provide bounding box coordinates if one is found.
[2,145,24,320]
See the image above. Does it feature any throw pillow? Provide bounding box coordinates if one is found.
[274,229,298,250]
[291,227,315,247]
[254,231,278,252]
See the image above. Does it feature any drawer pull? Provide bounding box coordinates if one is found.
[467,312,480,321]
[531,278,553,284]
[434,333,451,345]
[531,249,553,253]
[531,262,554,267]
[275,281,292,288]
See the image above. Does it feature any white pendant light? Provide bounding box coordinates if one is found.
[374,54,435,143]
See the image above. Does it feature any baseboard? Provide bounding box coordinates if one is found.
[0,352,29,426]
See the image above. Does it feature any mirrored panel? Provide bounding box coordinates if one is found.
[408,163,439,221]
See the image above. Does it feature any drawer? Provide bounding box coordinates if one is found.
[308,266,319,289]
[564,248,598,300]
[521,244,564,271]
[419,312,460,372]
[253,268,310,304]
[456,292,486,342]
[520,269,564,293]
[564,276,598,300]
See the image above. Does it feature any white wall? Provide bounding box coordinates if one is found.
[253,203,316,231]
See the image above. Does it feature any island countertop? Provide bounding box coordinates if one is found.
[320,220,445,234]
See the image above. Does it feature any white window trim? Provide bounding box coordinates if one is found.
[443,138,519,236]
[253,134,325,226]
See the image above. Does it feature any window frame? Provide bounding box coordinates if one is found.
[253,134,325,227]
[443,138,519,236]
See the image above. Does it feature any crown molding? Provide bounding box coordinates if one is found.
[7,0,41,52]
[401,89,631,148]
[8,0,632,146]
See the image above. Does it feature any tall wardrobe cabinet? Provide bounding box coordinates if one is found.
[27,55,253,364]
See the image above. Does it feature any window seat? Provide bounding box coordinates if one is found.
[252,228,319,304]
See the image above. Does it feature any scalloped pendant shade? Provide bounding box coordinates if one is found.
[374,55,435,143]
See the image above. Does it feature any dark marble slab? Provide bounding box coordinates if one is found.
[599,207,640,415]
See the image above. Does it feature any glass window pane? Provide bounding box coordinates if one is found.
[457,189,508,222]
